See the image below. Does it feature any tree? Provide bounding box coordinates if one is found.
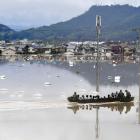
[22,45,29,54]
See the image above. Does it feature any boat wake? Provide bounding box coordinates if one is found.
[0,101,68,111]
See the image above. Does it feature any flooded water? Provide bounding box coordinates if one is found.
[0,55,140,140]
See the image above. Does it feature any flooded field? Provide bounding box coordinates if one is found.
[0,55,140,140]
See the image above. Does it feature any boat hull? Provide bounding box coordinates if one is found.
[67,97,134,104]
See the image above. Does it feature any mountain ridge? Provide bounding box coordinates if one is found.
[0,24,15,40]
[0,4,140,41]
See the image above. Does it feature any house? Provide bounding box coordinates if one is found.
[44,45,53,54]
[101,47,112,57]
[35,47,52,54]
[66,44,75,53]
[2,48,16,55]
[0,46,5,55]
[51,47,66,54]
[19,45,37,54]
[123,46,136,56]
[15,45,25,54]
[44,48,52,54]
[28,46,36,54]
[111,45,123,55]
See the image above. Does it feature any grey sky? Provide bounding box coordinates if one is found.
[0,0,140,30]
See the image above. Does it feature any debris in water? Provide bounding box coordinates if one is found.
[18,63,25,67]
[113,64,117,67]
[44,82,52,86]
[107,76,112,80]
[0,75,6,80]
[114,76,121,83]
[76,71,80,74]
[69,61,74,67]
[56,75,60,78]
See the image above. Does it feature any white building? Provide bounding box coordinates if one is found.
[2,48,16,55]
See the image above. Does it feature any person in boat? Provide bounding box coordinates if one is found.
[111,92,115,98]
[115,91,119,99]
[73,92,79,100]
[82,95,85,99]
[118,90,125,100]
[96,95,100,99]
[86,95,89,99]
[108,95,111,101]
[125,90,131,98]
[119,90,123,95]
[90,95,92,99]
[73,92,77,97]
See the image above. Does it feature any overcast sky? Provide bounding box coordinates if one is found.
[0,0,140,30]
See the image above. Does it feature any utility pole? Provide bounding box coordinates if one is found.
[133,28,140,124]
[138,75,140,124]
[95,15,101,139]
[96,15,101,93]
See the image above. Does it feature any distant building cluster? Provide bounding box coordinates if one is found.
[0,39,137,58]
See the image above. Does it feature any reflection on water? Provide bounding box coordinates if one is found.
[68,102,134,114]
[67,102,136,140]
[138,61,140,124]
[0,55,140,140]
[0,55,139,99]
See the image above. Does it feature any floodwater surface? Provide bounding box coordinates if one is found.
[0,56,139,140]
